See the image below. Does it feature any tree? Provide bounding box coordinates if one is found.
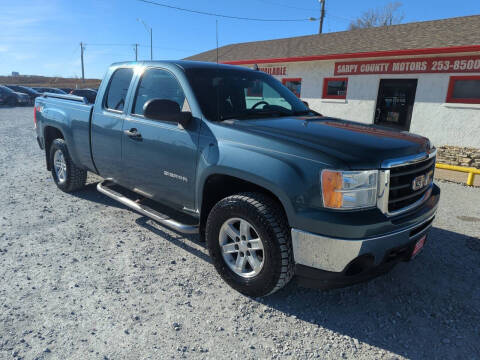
[349,2,404,30]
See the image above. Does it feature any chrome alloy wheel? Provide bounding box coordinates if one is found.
[53,149,67,184]
[219,218,265,278]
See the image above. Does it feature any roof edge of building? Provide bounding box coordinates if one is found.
[220,45,480,65]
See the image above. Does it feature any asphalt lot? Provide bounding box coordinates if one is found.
[0,106,479,360]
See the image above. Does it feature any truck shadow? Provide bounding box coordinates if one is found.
[261,226,480,359]
[69,181,210,261]
[134,216,210,264]
[69,182,128,210]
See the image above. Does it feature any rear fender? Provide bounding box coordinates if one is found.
[40,104,92,171]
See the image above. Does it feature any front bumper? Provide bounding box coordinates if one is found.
[291,184,439,288]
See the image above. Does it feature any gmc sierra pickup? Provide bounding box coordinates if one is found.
[34,60,440,297]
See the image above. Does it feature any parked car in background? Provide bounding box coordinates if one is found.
[0,85,18,106]
[0,85,30,106]
[60,88,73,94]
[5,85,40,104]
[33,87,67,95]
[69,88,97,104]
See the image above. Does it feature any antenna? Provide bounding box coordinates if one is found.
[216,19,219,64]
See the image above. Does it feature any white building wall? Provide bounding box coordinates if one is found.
[261,59,480,148]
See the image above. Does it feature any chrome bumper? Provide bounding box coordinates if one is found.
[291,214,435,273]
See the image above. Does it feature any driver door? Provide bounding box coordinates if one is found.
[121,67,199,210]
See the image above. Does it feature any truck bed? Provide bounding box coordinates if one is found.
[35,93,95,172]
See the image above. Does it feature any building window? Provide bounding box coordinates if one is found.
[446,76,480,104]
[282,78,302,98]
[323,77,348,99]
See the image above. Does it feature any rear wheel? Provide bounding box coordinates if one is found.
[206,192,294,297]
[49,138,87,192]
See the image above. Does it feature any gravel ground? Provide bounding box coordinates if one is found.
[0,106,479,360]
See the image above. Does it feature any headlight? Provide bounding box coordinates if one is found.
[321,170,378,209]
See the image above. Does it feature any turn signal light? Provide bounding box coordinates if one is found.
[321,170,343,208]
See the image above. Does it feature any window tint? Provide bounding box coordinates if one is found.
[133,68,187,115]
[185,68,306,121]
[105,68,133,111]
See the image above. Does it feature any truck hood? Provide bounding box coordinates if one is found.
[228,116,432,169]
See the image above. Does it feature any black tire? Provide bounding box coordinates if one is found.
[49,138,87,192]
[206,192,294,297]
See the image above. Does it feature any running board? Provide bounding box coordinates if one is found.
[97,180,199,234]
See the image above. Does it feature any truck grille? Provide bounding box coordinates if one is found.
[388,157,435,213]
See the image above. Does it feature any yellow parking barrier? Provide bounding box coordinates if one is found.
[435,163,480,186]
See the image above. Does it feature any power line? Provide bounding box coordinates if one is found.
[328,13,355,22]
[83,43,138,47]
[84,42,197,52]
[256,0,317,12]
[136,0,318,22]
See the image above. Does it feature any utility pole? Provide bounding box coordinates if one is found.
[137,18,153,60]
[150,28,153,60]
[319,0,326,34]
[80,42,85,82]
[134,43,138,61]
[216,20,219,64]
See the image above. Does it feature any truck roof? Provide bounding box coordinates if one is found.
[110,60,253,72]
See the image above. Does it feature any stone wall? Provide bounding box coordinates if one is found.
[437,146,480,168]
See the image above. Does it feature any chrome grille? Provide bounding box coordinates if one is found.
[388,156,436,213]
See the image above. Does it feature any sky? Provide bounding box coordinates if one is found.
[1,0,479,79]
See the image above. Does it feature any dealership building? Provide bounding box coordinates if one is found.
[187,15,480,167]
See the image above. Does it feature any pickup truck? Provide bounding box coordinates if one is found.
[34,60,440,297]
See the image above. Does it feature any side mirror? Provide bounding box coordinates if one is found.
[301,100,309,108]
[143,98,192,128]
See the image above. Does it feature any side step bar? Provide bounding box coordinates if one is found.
[97,180,199,234]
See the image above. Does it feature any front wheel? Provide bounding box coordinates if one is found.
[206,192,294,297]
[49,138,87,192]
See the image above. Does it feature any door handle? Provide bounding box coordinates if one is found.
[124,128,142,139]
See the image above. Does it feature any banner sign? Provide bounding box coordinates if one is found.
[334,55,480,76]
[258,65,287,76]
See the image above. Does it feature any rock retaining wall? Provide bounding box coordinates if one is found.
[437,146,480,169]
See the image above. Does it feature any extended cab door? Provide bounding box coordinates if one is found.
[91,67,134,181]
[121,67,199,210]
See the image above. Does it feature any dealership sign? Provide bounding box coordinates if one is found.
[334,55,480,75]
[258,65,287,76]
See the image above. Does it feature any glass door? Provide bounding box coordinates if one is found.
[375,79,418,131]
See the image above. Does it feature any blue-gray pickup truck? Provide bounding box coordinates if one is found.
[34,60,440,297]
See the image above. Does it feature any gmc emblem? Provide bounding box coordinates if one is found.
[412,171,433,191]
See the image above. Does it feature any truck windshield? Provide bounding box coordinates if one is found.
[185,67,310,121]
